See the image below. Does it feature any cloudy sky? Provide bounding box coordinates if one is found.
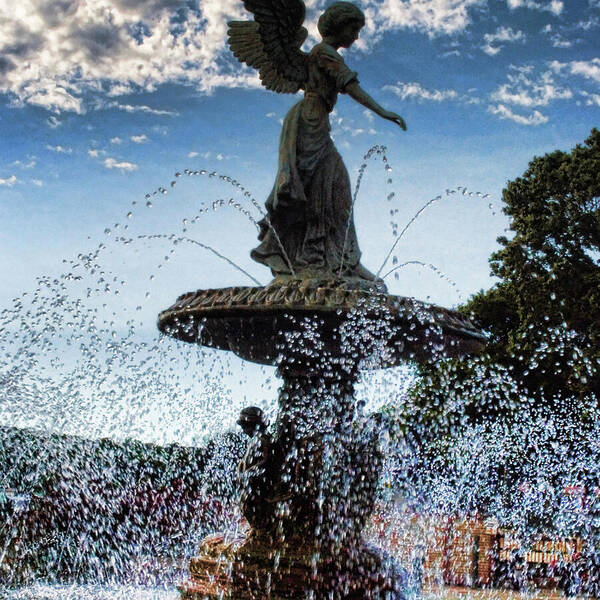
[2,0,599,301]
[0,0,598,440]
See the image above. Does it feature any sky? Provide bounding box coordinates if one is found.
[1,0,599,443]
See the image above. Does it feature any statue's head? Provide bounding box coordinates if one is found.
[237,406,268,437]
[318,2,365,47]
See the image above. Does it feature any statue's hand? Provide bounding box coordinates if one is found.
[383,111,407,131]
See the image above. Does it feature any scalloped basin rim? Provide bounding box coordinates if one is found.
[157,284,487,367]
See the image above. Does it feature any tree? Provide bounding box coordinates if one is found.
[408,128,600,433]
[393,130,600,525]
[468,128,600,407]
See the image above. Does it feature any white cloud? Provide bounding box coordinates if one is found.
[506,0,563,15]
[105,83,135,97]
[46,144,73,154]
[540,19,578,46]
[12,158,36,169]
[550,58,600,83]
[549,34,573,48]
[384,81,459,102]
[482,26,525,55]
[0,175,18,186]
[330,112,380,139]
[576,16,600,30]
[46,116,61,128]
[361,0,485,40]
[103,157,138,172]
[0,1,486,114]
[189,150,231,160]
[491,66,573,107]
[151,125,169,136]
[110,137,122,145]
[265,112,276,118]
[104,102,179,116]
[489,104,549,125]
[31,178,43,186]
[581,91,600,106]
[88,148,103,158]
[484,26,526,43]
[0,0,260,114]
[17,85,85,114]
[130,134,148,144]
[482,44,501,56]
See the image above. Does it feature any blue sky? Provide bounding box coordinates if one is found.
[1,0,599,442]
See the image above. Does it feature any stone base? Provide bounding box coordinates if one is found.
[179,532,407,600]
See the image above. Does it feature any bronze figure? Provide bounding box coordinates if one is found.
[228,1,406,286]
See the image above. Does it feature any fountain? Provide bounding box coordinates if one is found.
[157,1,486,597]
[159,281,485,598]
[1,17,598,595]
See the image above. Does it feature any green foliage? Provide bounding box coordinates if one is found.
[0,425,242,584]
[397,130,600,521]
[412,129,600,433]
[473,128,600,405]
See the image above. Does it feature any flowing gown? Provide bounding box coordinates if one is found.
[251,42,364,279]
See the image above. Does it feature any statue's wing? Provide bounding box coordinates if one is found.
[227,0,308,94]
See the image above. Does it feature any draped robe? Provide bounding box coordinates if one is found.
[251,42,363,278]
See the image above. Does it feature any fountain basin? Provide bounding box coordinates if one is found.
[158,279,486,366]
[178,532,407,600]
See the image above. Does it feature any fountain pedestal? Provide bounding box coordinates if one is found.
[159,278,485,599]
[181,535,403,599]
[178,357,403,599]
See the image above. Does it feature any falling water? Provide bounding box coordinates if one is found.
[1,154,597,599]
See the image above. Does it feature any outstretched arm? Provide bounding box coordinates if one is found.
[345,81,406,130]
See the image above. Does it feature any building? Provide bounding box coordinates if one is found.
[372,509,586,592]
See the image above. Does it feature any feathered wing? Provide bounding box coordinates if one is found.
[227,0,308,94]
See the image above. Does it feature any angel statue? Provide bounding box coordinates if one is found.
[228,0,406,288]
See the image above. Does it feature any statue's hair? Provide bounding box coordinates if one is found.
[318,2,365,38]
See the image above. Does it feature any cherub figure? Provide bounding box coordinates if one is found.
[228,1,406,287]
[237,406,274,530]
